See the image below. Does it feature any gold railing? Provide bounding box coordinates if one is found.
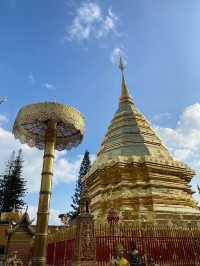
[48,225,76,243]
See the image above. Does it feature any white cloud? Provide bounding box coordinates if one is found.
[152,112,172,123]
[42,83,56,90]
[0,97,7,105]
[156,104,200,160]
[54,153,96,184]
[28,72,35,84]
[155,103,200,197]
[0,126,43,192]
[67,1,118,41]
[28,205,61,225]
[110,47,127,65]
[0,114,8,125]
[0,119,95,193]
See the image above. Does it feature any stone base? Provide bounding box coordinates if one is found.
[72,261,98,266]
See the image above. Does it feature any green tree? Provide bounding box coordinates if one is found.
[0,149,26,212]
[68,150,91,220]
[0,151,15,212]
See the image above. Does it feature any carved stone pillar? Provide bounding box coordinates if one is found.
[72,214,97,266]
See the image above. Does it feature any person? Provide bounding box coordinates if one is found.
[128,242,144,266]
[108,244,130,266]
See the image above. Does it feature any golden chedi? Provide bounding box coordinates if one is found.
[84,58,200,226]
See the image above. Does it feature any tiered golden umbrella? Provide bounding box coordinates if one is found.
[13,102,84,266]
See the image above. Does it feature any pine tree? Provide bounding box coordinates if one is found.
[0,151,15,212]
[0,149,26,212]
[11,149,26,210]
[69,150,91,220]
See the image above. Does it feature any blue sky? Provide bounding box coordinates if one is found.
[1,0,200,224]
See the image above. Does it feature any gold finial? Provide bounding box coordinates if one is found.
[119,55,125,72]
[118,55,132,101]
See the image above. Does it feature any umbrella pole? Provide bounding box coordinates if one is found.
[32,120,56,266]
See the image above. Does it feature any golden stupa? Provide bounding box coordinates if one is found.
[84,59,200,225]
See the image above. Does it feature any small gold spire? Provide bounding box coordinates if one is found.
[119,56,125,73]
[118,56,132,101]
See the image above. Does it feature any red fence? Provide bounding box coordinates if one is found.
[47,239,75,266]
[95,224,200,266]
[47,226,76,266]
[47,224,200,266]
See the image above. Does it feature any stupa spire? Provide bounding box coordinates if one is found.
[119,56,133,103]
[84,59,200,226]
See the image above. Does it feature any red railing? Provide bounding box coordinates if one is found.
[95,224,200,266]
[46,224,200,266]
[46,239,75,266]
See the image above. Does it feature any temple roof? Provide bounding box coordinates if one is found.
[96,59,173,161]
[9,212,35,236]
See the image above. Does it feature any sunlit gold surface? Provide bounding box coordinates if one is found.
[13,102,84,150]
[13,102,85,266]
[0,211,23,223]
[31,120,56,266]
[84,67,200,226]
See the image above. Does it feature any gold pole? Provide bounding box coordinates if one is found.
[32,120,56,266]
